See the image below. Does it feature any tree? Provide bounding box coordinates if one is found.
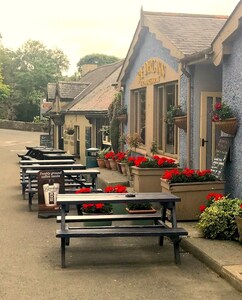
[77,53,120,74]
[0,40,70,121]
[0,73,10,102]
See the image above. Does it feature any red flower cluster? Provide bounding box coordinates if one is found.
[115,151,127,162]
[131,155,177,168]
[127,156,136,166]
[75,187,91,194]
[162,168,217,183]
[105,151,115,160]
[200,192,224,213]
[105,184,127,193]
[212,102,233,121]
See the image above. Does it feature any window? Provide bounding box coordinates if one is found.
[133,89,146,144]
[155,82,178,154]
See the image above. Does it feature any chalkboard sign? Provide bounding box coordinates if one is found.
[211,137,233,180]
[40,134,53,148]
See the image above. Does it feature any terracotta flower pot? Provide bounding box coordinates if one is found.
[108,159,117,171]
[104,159,111,169]
[96,158,106,169]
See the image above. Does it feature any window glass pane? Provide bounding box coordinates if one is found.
[165,85,176,153]
[154,82,178,155]
[157,87,163,150]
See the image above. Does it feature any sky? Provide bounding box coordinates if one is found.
[0,0,240,75]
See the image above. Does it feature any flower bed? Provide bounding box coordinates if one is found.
[161,168,225,221]
[131,155,178,192]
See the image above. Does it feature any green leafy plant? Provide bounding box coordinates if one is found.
[197,197,242,240]
[127,202,152,211]
[126,133,143,152]
[150,140,158,155]
[166,105,186,124]
[212,102,234,121]
[97,147,110,159]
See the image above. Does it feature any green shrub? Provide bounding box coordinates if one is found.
[197,197,242,240]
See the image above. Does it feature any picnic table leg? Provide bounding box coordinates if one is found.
[159,205,167,246]
[28,193,32,212]
[61,238,66,268]
[173,237,181,264]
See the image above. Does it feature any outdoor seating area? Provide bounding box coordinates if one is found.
[17,145,189,268]
[18,146,100,214]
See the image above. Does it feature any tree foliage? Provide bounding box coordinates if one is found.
[0,40,69,121]
[77,53,120,73]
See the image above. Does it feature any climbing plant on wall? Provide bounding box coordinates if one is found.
[108,92,122,153]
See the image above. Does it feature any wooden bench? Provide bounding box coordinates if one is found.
[56,193,188,268]
[56,225,188,268]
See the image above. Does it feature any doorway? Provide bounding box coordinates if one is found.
[200,92,221,170]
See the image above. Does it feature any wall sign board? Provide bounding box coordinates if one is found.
[40,134,53,148]
[211,137,233,180]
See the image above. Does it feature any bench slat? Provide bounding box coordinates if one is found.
[56,214,161,222]
[56,227,188,238]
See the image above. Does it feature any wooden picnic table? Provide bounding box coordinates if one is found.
[42,153,76,160]
[20,159,75,165]
[56,192,188,268]
[21,164,86,197]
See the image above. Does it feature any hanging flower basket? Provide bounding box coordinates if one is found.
[174,115,187,131]
[214,117,238,136]
[66,128,75,135]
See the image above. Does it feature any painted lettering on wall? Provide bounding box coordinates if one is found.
[137,59,166,86]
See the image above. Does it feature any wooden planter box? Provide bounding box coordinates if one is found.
[160,179,225,221]
[132,167,177,192]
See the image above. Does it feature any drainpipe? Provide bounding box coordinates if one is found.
[181,63,191,168]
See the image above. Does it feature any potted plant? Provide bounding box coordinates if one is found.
[131,155,178,192]
[115,151,128,175]
[66,127,75,135]
[126,133,143,153]
[75,187,113,226]
[166,105,187,130]
[126,202,156,214]
[116,105,128,123]
[198,196,242,241]
[96,148,110,168]
[161,168,225,221]
[212,102,238,135]
[105,151,117,170]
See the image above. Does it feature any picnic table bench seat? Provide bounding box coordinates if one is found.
[56,225,188,268]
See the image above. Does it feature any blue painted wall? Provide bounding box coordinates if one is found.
[223,30,242,197]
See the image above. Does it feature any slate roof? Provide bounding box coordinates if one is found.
[63,60,123,113]
[144,12,228,56]
[69,65,122,113]
[47,82,88,101]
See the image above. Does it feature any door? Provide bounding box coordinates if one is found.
[200,92,221,170]
[74,126,80,157]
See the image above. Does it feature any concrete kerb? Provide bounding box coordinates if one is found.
[180,238,242,293]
